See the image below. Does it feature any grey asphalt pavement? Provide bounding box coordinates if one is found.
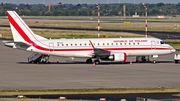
[0,40,180,90]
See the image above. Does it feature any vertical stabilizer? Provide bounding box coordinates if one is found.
[7,11,46,44]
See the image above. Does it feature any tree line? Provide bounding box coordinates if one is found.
[0,2,180,16]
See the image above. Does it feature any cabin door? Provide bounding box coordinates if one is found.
[151,41,156,50]
[49,42,54,52]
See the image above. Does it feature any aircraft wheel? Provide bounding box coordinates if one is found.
[94,60,100,65]
[136,56,140,63]
[86,58,92,64]
[141,56,146,62]
[153,60,156,64]
[175,60,178,64]
[41,60,45,63]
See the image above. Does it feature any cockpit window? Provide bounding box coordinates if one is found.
[160,41,167,44]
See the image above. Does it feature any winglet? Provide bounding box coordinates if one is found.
[89,40,95,49]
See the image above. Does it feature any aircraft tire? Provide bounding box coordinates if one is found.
[175,60,178,64]
[153,60,156,64]
[94,60,100,65]
[86,58,92,64]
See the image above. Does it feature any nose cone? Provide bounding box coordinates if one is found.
[171,48,176,53]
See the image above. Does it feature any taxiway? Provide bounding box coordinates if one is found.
[0,40,180,90]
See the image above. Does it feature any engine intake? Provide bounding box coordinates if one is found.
[109,52,127,62]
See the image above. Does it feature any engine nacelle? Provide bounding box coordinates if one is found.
[109,52,127,62]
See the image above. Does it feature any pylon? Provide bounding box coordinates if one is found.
[130,61,132,65]
[93,63,96,67]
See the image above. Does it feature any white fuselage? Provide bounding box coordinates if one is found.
[22,38,175,58]
[5,11,176,62]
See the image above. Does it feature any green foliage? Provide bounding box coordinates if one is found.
[0,3,180,16]
[0,87,180,94]
[164,40,180,49]
[165,40,180,44]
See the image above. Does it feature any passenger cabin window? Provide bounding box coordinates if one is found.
[160,41,166,44]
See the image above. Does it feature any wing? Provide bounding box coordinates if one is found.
[93,48,111,58]
[89,40,126,62]
[89,40,111,57]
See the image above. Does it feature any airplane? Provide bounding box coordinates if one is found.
[3,11,176,64]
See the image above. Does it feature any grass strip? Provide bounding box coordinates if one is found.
[1,16,180,32]
[0,27,145,39]
[0,87,180,95]
[1,28,180,49]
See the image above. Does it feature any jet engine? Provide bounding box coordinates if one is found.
[108,52,127,62]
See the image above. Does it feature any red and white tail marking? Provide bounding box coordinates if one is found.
[7,11,46,44]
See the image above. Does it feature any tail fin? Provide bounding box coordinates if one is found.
[7,11,47,44]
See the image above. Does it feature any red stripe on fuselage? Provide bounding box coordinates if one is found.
[7,11,173,52]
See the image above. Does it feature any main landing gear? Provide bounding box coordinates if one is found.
[86,58,100,65]
[86,58,93,64]
[94,59,100,65]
